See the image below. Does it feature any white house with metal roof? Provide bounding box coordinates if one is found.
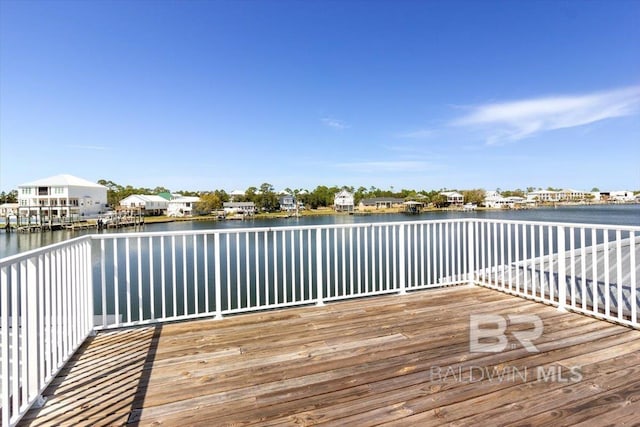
[440,191,464,206]
[167,196,201,217]
[119,194,169,215]
[18,174,108,219]
[334,190,354,212]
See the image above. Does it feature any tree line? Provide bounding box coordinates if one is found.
[3,180,632,215]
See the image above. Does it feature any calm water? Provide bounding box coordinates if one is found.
[1,204,639,260]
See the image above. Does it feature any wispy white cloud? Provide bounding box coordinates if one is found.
[335,160,437,173]
[395,129,435,139]
[321,117,349,130]
[452,85,640,145]
[65,144,109,151]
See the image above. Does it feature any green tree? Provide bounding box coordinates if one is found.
[0,190,18,204]
[257,183,278,212]
[195,192,222,213]
[431,193,448,208]
[462,189,485,205]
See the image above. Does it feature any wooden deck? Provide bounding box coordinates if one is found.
[21,286,640,426]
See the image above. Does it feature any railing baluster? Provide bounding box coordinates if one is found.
[214,233,222,319]
[316,229,324,306]
[205,234,210,313]
[265,230,270,306]
[290,230,295,303]
[365,225,370,293]
[356,227,361,293]
[590,228,598,314]
[580,227,587,310]
[171,236,177,318]
[569,227,576,307]
[226,234,231,309]
[125,239,131,323]
[630,231,637,324]
[558,226,566,311]
[114,239,120,326]
[182,235,188,316]
[161,237,166,319]
[616,229,623,321]
[273,230,278,305]
[101,239,107,327]
[538,224,544,299]
[236,233,241,309]
[138,237,143,321]
[246,232,251,307]
[194,234,199,314]
[256,231,261,306]
[548,226,554,302]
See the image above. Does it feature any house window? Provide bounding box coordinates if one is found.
[38,187,49,196]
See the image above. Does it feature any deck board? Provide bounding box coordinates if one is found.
[20,286,640,426]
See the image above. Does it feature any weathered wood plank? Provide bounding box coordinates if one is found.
[19,286,640,427]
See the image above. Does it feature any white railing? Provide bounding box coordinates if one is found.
[91,220,470,329]
[0,237,93,427]
[470,219,639,328]
[1,218,638,426]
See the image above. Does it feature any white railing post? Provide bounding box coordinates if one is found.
[399,225,406,294]
[86,239,95,335]
[27,257,39,403]
[557,226,566,311]
[214,233,223,319]
[467,220,475,286]
[316,229,325,306]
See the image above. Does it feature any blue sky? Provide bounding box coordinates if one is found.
[1,0,639,194]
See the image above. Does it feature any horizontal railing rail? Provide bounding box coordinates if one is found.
[1,218,638,426]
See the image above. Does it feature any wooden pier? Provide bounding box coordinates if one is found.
[20,286,640,426]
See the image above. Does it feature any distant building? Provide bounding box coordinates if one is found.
[526,190,559,203]
[609,191,636,202]
[440,191,464,206]
[0,203,19,217]
[223,202,256,215]
[484,191,528,209]
[18,174,108,219]
[167,195,200,217]
[484,191,511,209]
[334,190,354,212]
[279,195,297,212]
[119,194,169,215]
[359,197,405,210]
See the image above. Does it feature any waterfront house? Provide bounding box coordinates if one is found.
[119,194,169,216]
[334,190,354,212]
[557,189,588,201]
[279,195,297,212]
[610,190,636,202]
[167,195,201,217]
[0,202,19,217]
[358,197,405,210]
[18,174,108,219]
[223,201,256,215]
[483,191,507,208]
[526,190,559,203]
[440,191,464,206]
